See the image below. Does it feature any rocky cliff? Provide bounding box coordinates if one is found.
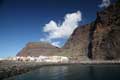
[63,24,91,60]
[91,4,120,60]
[64,2,120,60]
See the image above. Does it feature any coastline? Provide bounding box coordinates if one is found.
[0,60,120,80]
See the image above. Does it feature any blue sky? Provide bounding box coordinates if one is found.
[0,0,116,58]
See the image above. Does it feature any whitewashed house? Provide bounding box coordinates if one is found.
[36,56,48,62]
[27,56,36,62]
[60,56,69,63]
[6,56,69,63]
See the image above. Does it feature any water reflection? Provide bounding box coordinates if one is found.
[4,64,120,80]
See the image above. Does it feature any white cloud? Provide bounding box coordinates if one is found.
[99,0,111,8]
[51,41,61,47]
[40,11,82,47]
[43,20,58,32]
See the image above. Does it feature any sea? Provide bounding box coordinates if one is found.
[4,64,120,80]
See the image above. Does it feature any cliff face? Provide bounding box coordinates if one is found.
[17,42,62,57]
[64,3,120,60]
[63,24,91,60]
[91,4,120,60]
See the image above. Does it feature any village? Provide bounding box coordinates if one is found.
[5,56,69,63]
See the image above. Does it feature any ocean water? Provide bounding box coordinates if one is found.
[5,64,120,80]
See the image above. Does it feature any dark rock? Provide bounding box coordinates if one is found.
[91,4,120,60]
[64,2,120,60]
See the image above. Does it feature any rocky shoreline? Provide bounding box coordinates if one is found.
[0,60,41,80]
[0,60,72,80]
[0,60,120,80]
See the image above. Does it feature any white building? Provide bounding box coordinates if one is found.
[6,56,69,63]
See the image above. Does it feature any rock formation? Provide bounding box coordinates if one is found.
[63,24,91,60]
[91,4,120,60]
[64,2,120,60]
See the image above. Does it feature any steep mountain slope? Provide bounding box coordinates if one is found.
[63,24,91,60]
[91,4,120,60]
[64,3,120,60]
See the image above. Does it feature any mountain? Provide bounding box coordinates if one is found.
[17,42,62,57]
[90,3,120,60]
[17,1,120,60]
[62,24,91,60]
[64,2,120,60]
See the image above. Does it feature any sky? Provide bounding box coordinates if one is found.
[0,0,116,58]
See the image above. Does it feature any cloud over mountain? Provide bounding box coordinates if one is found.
[40,11,82,47]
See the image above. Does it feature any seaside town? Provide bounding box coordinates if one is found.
[0,56,69,63]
